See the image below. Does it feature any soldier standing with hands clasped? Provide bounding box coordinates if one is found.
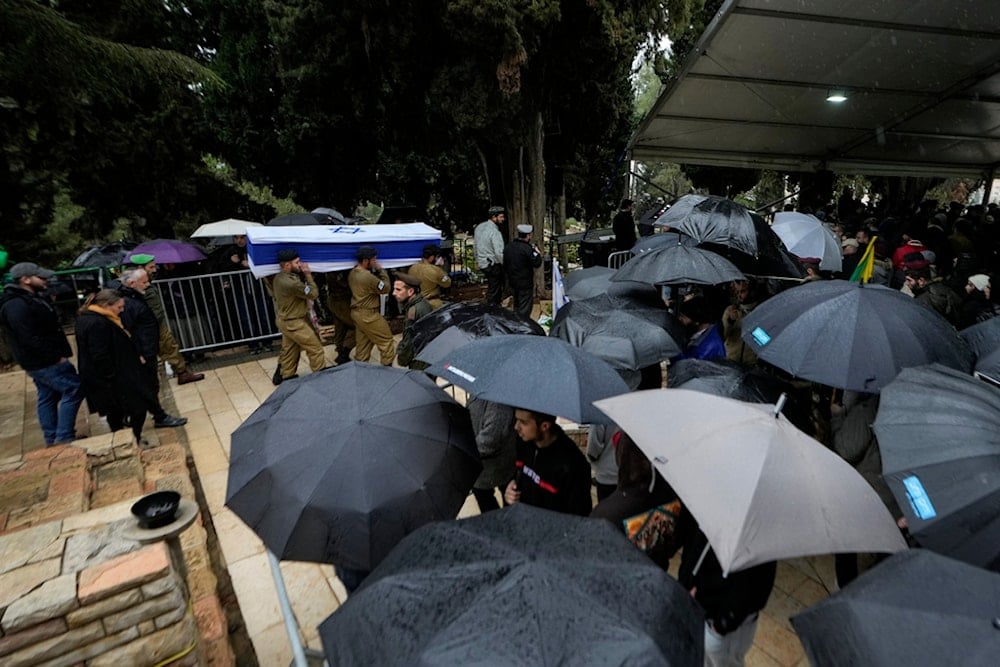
[503,224,543,319]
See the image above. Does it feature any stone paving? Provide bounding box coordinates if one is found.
[0,338,829,666]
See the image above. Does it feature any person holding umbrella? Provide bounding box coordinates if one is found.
[272,249,328,382]
[503,409,592,516]
[503,224,543,319]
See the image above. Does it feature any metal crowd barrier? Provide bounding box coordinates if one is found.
[158,269,279,353]
[607,250,632,269]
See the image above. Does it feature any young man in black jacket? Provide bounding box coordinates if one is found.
[0,262,84,445]
[503,409,592,516]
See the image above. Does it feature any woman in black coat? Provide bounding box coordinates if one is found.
[75,289,159,440]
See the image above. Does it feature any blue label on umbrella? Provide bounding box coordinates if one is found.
[902,475,936,520]
[751,327,771,346]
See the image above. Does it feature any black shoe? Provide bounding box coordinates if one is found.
[272,365,283,386]
[154,415,188,428]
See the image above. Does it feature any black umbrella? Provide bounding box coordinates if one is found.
[698,213,806,279]
[654,194,757,256]
[426,335,630,423]
[71,241,139,268]
[408,302,544,359]
[873,364,1000,570]
[550,296,684,370]
[631,231,699,254]
[310,207,349,224]
[612,243,745,286]
[741,280,973,392]
[266,213,323,226]
[225,363,481,571]
[960,316,1000,378]
[667,358,811,432]
[791,549,1000,666]
[319,505,705,666]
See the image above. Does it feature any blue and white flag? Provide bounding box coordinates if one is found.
[552,259,570,316]
[246,223,440,277]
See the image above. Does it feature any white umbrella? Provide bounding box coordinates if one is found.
[593,389,906,574]
[190,218,263,238]
[772,212,842,272]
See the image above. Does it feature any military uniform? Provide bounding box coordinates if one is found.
[349,266,395,365]
[396,293,433,368]
[325,271,357,364]
[407,261,452,309]
[273,271,327,378]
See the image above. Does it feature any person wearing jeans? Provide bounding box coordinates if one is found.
[0,262,83,445]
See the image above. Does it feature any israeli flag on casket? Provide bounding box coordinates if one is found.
[246,223,441,277]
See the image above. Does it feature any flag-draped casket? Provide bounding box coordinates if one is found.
[246,223,441,277]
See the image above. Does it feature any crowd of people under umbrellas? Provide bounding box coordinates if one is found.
[4,195,999,665]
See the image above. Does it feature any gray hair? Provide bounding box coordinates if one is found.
[122,268,148,286]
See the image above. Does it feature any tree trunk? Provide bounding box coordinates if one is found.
[525,112,546,298]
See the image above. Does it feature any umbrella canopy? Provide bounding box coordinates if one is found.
[791,549,1000,666]
[653,194,757,256]
[563,266,661,301]
[594,389,907,574]
[771,212,843,272]
[131,239,207,264]
[413,326,478,366]
[631,231,699,254]
[319,504,705,666]
[873,364,1000,570]
[741,280,973,392]
[266,213,323,226]
[226,363,481,571]
[960,317,1000,379]
[190,218,263,238]
[427,335,630,424]
[667,358,811,431]
[550,296,684,370]
[310,207,349,224]
[71,241,138,268]
[612,243,745,286]
[407,302,544,359]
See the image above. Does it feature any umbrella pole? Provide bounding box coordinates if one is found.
[691,542,712,576]
[267,549,309,667]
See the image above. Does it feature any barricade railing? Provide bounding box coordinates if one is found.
[607,250,632,269]
[158,269,279,353]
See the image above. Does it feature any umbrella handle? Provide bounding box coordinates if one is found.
[772,393,787,418]
[267,550,310,667]
[691,542,712,577]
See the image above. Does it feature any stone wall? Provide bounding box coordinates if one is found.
[0,530,198,666]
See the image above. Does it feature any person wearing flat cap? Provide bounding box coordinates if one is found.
[406,244,451,310]
[349,246,396,365]
[272,249,328,382]
[0,262,83,445]
[503,224,543,318]
[392,272,432,369]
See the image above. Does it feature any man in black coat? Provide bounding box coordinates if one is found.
[118,269,187,428]
[612,198,637,251]
[0,262,83,445]
[502,224,543,319]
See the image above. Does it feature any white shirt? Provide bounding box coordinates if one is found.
[474,220,505,270]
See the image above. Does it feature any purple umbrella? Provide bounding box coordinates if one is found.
[131,239,208,264]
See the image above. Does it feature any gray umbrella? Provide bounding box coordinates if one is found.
[319,505,705,666]
[873,364,1000,570]
[563,266,659,300]
[791,549,1000,666]
[426,335,630,423]
[960,316,1000,378]
[226,363,481,571]
[594,389,907,574]
[742,280,973,392]
[631,231,699,254]
[550,297,684,370]
[653,194,757,256]
[612,244,745,286]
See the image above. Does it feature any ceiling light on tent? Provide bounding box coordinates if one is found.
[826,90,848,103]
